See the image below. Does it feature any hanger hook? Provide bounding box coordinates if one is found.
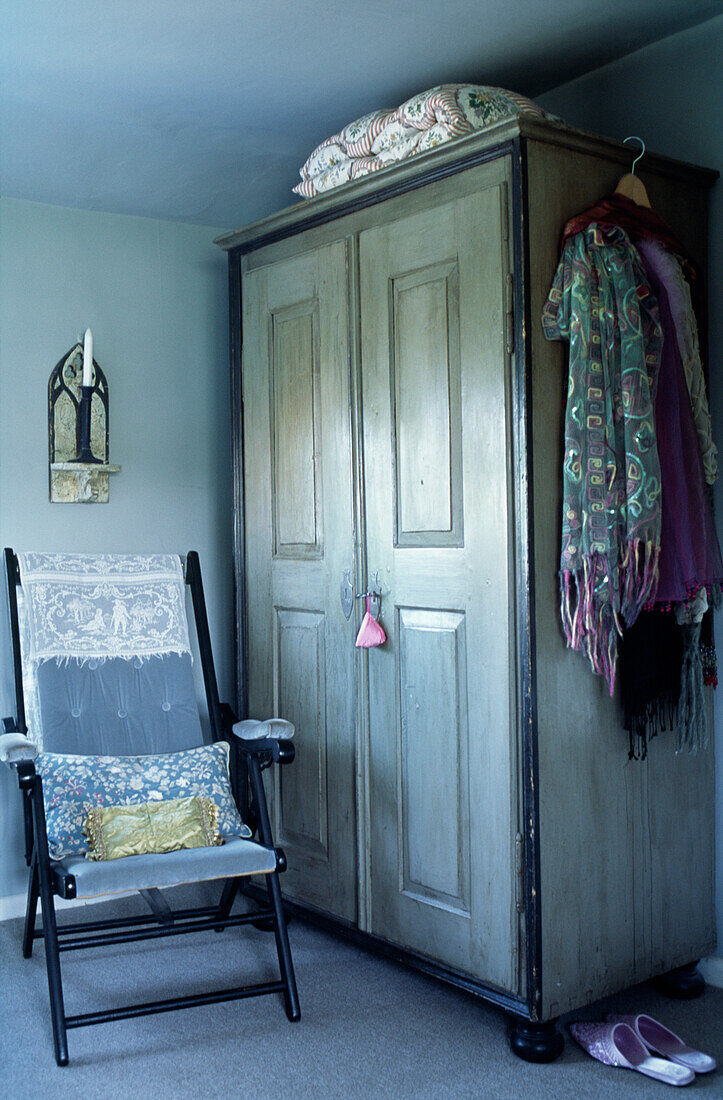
[623,135,645,175]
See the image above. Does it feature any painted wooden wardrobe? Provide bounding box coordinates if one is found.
[216,117,717,1059]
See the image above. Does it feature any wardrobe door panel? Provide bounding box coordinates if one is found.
[397,606,470,916]
[391,261,462,546]
[275,607,328,857]
[359,165,519,990]
[270,303,322,557]
[242,241,357,921]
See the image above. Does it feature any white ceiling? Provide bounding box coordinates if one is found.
[1,1,720,229]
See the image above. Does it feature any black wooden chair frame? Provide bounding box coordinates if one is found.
[3,548,300,1066]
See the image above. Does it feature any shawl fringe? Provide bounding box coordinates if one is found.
[560,539,660,695]
[45,649,190,669]
[626,701,676,761]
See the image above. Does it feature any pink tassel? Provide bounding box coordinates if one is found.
[355,596,386,648]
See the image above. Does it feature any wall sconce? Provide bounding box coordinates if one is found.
[48,332,121,503]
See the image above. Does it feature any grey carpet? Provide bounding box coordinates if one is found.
[1,887,722,1099]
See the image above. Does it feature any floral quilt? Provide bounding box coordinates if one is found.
[294,84,554,198]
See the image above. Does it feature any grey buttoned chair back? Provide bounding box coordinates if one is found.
[30,651,204,756]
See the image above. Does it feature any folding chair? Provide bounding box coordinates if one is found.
[1,549,299,1066]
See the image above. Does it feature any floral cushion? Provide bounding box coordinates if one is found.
[37,741,251,860]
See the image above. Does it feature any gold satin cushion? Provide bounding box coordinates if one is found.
[83,796,223,861]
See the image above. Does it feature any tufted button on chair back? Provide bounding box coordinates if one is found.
[33,653,205,756]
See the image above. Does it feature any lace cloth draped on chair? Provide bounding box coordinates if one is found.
[16,553,191,663]
[16,553,193,751]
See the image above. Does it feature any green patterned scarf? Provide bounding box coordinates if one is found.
[542,225,663,692]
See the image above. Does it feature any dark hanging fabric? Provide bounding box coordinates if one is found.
[561,193,707,350]
[619,607,682,759]
[637,242,723,603]
[620,601,720,759]
[561,193,689,259]
[618,239,722,756]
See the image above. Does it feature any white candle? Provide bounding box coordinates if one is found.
[82,328,93,387]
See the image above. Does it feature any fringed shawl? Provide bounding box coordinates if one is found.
[542,224,663,692]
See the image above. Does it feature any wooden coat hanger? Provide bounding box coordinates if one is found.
[614,136,651,208]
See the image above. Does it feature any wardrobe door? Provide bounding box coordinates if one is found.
[241,240,357,921]
[359,166,519,989]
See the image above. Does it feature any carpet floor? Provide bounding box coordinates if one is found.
[1,888,721,1099]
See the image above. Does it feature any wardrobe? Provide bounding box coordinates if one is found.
[216,117,717,1059]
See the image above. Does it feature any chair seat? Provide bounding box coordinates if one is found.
[55,836,277,898]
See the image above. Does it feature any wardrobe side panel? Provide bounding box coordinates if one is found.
[528,141,645,1018]
[527,139,715,1018]
[625,179,716,976]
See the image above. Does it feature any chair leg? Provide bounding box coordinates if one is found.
[214,877,239,932]
[266,872,300,1022]
[36,857,68,1066]
[23,855,39,959]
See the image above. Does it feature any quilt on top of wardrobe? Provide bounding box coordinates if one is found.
[293,84,557,197]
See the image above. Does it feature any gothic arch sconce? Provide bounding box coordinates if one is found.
[48,337,121,503]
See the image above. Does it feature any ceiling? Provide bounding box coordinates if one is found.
[1,1,720,229]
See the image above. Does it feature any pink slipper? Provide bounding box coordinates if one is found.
[570,1022,694,1085]
[608,1014,717,1074]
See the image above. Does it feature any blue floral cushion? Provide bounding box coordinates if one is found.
[36,741,251,860]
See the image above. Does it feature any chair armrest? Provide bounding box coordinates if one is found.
[219,711,295,849]
[0,729,38,766]
[228,728,295,765]
[233,718,295,741]
[224,715,295,764]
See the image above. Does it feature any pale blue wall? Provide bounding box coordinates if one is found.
[538,15,723,956]
[0,198,232,897]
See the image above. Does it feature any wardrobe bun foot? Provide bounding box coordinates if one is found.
[509,1018,565,1063]
[654,961,705,999]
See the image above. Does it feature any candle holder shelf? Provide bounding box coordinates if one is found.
[48,343,121,503]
